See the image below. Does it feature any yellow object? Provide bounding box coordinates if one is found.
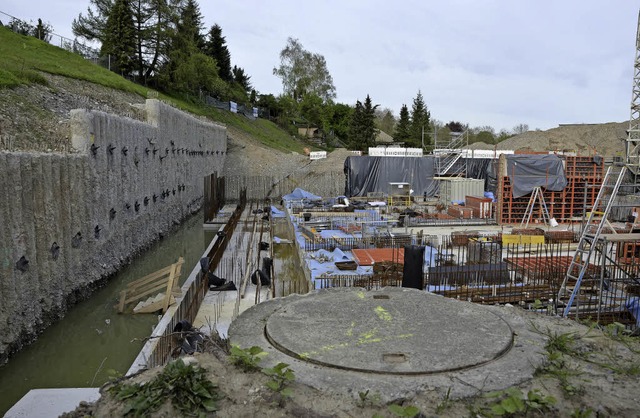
[502,234,545,245]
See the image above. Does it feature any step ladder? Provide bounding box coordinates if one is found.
[558,165,627,317]
[520,187,551,228]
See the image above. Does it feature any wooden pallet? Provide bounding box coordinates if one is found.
[117,257,184,314]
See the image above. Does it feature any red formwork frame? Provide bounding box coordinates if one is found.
[498,156,605,224]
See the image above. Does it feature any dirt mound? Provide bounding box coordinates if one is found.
[497,122,628,156]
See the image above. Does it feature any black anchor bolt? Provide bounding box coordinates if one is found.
[121,146,128,156]
[145,147,150,155]
[147,137,156,145]
[109,208,117,219]
[172,148,176,154]
[159,155,166,162]
[16,256,29,272]
[172,188,176,195]
[134,201,140,212]
[134,155,140,166]
[165,147,169,155]
[152,147,158,155]
[90,143,100,156]
[216,150,219,155]
[199,142,202,148]
[144,196,149,206]
[94,225,101,239]
[50,242,60,260]
[107,144,116,154]
[153,194,157,203]
[72,232,82,248]
[170,140,175,146]
[125,203,131,210]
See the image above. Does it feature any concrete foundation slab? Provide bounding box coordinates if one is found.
[265,288,513,374]
[5,388,100,418]
[230,288,547,400]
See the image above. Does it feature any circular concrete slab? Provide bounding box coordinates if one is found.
[229,288,547,400]
[265,289,513,374]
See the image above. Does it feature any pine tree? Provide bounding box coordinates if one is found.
[394,104,411,144]
[73,0,178,82]
[204,24,232,82]
[409,90,431,149]
[362,95,378,149]
[101,0,136,75]
[232,65,252,95]
[348,100,365,151]
[159,0,207,92]
[175,0,204,51]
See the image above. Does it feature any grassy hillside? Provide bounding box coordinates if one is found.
[0,26,307,154]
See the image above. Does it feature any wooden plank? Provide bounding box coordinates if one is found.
[162,262,178,313]
[124,282,169,305]
[135,296,176,314]
[118,290,127,313]
[124,265,173,292]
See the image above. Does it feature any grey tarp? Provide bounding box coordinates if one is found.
[282,188,322,201]
[506,154,567,198]
[343,156,439,197]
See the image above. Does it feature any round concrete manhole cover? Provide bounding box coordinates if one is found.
[264,288,514,374]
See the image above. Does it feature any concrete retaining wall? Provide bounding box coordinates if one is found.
[0,100,226,362]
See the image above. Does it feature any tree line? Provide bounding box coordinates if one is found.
[72,0,252,104]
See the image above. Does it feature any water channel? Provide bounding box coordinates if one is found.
[0,212,214,415]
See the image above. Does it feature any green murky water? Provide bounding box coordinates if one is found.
[272,218,307,296]
[0,212,213,415]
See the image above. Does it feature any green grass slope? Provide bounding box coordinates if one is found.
[0,26,307,154]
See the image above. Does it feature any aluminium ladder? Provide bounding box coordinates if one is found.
[520,187,551,228]
[559,164,627,317]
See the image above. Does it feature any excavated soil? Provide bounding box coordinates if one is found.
[467,122,629,157]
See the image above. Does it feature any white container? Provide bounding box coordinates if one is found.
[439,178,484,203]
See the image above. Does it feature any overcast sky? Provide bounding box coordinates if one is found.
[2,1,638,132]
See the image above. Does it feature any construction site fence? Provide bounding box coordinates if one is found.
[143,190,246,368]
[224,174,344,203]
[403,217,497,227]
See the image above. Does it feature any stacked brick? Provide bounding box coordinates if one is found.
[497,155,605,224]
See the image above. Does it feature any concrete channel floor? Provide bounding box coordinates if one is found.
[230,287,547,401]
[5,388,100,418]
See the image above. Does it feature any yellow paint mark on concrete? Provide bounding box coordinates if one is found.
[375,306,392,321]
[346,321,355,337]
[358,329,379,344]
[357,291,365,299]
[319,342,350,352]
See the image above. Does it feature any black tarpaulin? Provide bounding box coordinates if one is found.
[506,154,567,198]
[343,156,439,197]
